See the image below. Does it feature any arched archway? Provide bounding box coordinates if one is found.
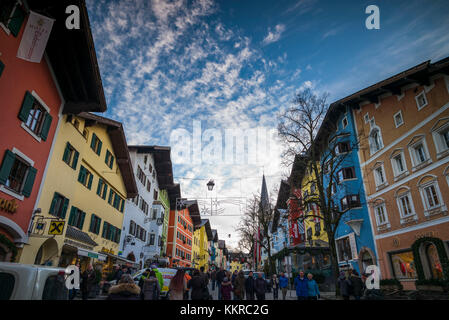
[34,238,59,266]
[126,252,135,262]
[358,247,377,274]
[412,237,449,281]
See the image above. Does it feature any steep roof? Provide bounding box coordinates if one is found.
[77,112,137,198]
[272,180,290,232]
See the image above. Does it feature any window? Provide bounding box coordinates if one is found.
[0,150,37,197]
[393,111,403,128]
[1,1,26,37]
[373,202,389,227]
[62,143,79,170]
[336,237,352,262]
[335,141,351,154]
[409,138,430,169]
[42,275,68,300]
[102,221,120,243]
[82,128,89,140]
[369,128,383,154]
[90,133,102,156]
[149,234,155,246]
[390,250,417,280]
[432,122,449,157]
[137,166,146,186]
[139,198,149,215]
[25,99,47,136]
[89,214,102,234]
[146,180,151,192]
[68,207,86,230]
[129,220,136,236]
[152,208,158,220]
[423,184,440,209]
[49,192,69,219]
[78,166,93,190]
[342,116,348,129]
[105,150,114,169]
[396,190,416,223]
[314,222,321,235]
[96,179,108,200]
[341,194,361,211]
[364,114,370,124]
[0,272,15,300]
[391,152,407,178]
[415,91,428,110]
[418,179,445,216]
[338,167,355,182]
[374,165,386,188]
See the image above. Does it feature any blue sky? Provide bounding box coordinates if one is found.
[85,0,449,248]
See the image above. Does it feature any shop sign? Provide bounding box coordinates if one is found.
[414,231,438,240]
[48,220,65,235]
[88,252,99,259]
[0,198,18,213]
[101,247,115,255]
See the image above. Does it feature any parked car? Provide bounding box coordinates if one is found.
[107,267,177,299]
[0,262,68,300]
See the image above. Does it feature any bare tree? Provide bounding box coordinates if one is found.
[278,88,359,291]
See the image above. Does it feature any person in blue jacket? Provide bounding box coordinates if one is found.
[279,272,289,300]
[293,270,308,300]
[307,273,320,300]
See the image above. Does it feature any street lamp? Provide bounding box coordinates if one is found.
[207,179,215,191]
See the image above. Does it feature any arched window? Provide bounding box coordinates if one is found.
[369,127,383,154]
[425,243,443,279]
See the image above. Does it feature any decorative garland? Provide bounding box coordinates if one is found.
[411,237,449,285]
[0,233,18,262]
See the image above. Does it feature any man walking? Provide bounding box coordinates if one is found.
[216,267,226,300]
[245,271,255,300]
[279,272,289,300]
[211,268,217,291]
[254,273,267,300]
[294,271,308,300]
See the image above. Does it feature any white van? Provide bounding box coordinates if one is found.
[0,262,68,300]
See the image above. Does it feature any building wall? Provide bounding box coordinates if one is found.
[0,12,61,260]
[167,207,193,267]
[19,115,128,268]
[159,189,170,255]
[353,75,449,287]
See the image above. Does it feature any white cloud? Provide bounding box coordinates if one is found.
[262,24,286,45]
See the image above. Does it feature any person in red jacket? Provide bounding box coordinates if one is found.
[221,277,233,300]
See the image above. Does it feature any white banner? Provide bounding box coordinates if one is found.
[17,11,55,63]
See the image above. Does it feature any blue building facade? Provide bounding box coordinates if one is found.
[321,105,378,274]
[271,209,290,254]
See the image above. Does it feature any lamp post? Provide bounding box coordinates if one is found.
[206,180,215,215]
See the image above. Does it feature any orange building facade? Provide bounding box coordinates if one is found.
[166,207,194,268]
[350,58,449,289]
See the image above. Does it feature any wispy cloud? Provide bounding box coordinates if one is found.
[262,24,286,45]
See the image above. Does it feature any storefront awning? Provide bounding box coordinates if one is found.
[78,248,107,261]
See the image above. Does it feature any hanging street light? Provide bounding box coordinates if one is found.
[207,179,215,191]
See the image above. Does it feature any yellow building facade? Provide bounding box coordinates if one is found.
[192,219,212,271]
[301,164,329,244]
[20,113,137,275]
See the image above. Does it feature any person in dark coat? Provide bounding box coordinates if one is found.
[245,271,255,300]
[215,267,226,300]
[221,277,233,300]
[337,272,351,300]
[271,274,280,300]
[233,271,246,300]
[188,270,207,300]
[138,268,151,290]
[107,274,141,300]
[81,264,96,300]
[254,273,267,300]
[211,269,217,291]
[349,270,364,300]
[142,271,160,300]
[293,271,308,300]
[113,265,123,282]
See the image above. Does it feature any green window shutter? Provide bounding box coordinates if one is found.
[68,207,76,226]
[115,228,121,243]
[62,143,70,163]
[79,211,86,230]
[97,140,102,155]
[109,224,115,241]
[102,184,108,200]
[18,91,35,122]
[22,167,37,198]
[40,113,52,141]
[110,155,114,169]
[89,214,95,233]
[96,179,103,196]
[90,133,97,149]
[72,150,79,170]
[108,189,113,203]
[78,166,86,183]
[87,173,93,189]
[120,199,125,212]
[0,60,4,78]
[0,150,16,185]
[105,150,109,165]
[102,221,108,238]
[96,217,102,234]
[49,192,58,215]
[61,198,69,219]
[8,5,26,37]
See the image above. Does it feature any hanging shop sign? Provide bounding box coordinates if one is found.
[0,198,18,213]
[48,220,65,235]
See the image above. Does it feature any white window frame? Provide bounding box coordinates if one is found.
[342,116,348,129]
[0,147,34,201]
[364,113,370,124]
[415,91,428,110]
[390,151,408,181]
[369,126,384,155]
[431,120,449,159]
[393,110,404,128]
[418,178,447,217]
[373,163,388,190]
[408,137,431,171]
[373,201,390,230]
[395,190,417,224]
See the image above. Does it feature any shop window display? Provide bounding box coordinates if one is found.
[425,243,443,279]
[390,250,417,279]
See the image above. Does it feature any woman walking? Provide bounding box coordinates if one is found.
[169,270,187,300]
[80,264,96,300]
[188,269,207,300]
[307,273,320,300]
[221,277,233,300]
[142,271,161,300]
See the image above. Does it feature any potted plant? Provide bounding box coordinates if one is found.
[415,279,448,292]
[380,279,403,291]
